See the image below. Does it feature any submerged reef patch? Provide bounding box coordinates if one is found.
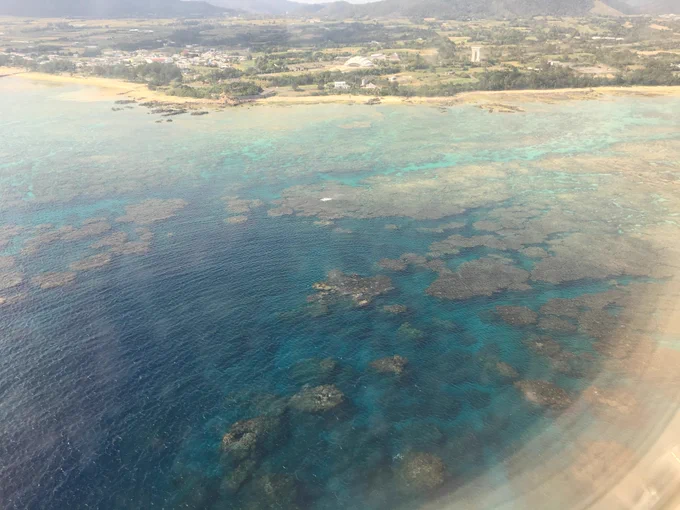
[31,272,76,290]
[116,199,188,225]
[514,380,572,410]
[310,270,393,307]
[370,355,408,375]
[289,384,345,413]
[427,257,530,300]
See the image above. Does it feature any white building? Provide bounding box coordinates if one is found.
[471,46,485,63]
[344,56,374,68]
[334,81,350,90]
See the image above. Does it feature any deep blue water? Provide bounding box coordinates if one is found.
[1,80,679,510]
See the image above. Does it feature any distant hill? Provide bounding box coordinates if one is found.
[0,0,227,18]
[304,0,597,19]
[208,0,307,14]
[617,0,680,13]
[592,0,634,15]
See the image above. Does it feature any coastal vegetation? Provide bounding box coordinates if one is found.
[1,13,678,102]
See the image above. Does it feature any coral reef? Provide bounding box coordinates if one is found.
[31,272,76,290]
[514,380,572,410]
[221,415,283,461]
[0,272,23,291]
[427,257,530,300]
[396,452,446,492]
[116,199,188,225]
[310,270,393,307]
[225,216,249,225]
[494,305,538,326]
[370,355,408,375]
[69,253,112,271]
[91,232,129,249]
[289,385,345,413]
[531,233,671,284]
[378,258,408,272]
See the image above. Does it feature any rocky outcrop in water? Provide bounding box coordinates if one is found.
[221,415,282,461]
[310,270,393,307]
[289,384,345,413]
[371,355,408,375]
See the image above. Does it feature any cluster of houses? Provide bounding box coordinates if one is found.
[0,45,249,72]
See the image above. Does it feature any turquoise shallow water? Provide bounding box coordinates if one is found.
[0,80,679,510]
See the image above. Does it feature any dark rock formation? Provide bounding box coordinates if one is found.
[289,384,345,413]
[310,270,393,307]
[221,415,282,460]
[370,355,408,375]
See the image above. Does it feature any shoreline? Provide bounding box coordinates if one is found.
[3,67,680,109]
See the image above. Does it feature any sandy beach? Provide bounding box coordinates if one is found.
[4,67,680,110]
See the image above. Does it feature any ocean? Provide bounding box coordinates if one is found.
[1,79,679,510]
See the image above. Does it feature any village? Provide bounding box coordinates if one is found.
[1,13,679,99]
